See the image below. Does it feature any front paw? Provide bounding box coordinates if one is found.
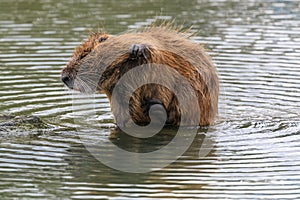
[129,44,149,60]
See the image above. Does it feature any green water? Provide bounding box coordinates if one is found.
[1,0,300,199]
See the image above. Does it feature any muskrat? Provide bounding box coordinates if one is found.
[61,24,219,127]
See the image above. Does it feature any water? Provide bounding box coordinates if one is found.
[1,0,300,199]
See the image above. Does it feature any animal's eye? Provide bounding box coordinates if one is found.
[98,36,107,42]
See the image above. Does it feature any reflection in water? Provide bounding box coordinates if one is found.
[0,0,300,199]
[77,127,215,173]
[63,129,217,199]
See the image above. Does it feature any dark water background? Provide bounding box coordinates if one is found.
[0,0,300,199]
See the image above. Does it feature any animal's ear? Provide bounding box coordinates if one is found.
[98,35,109,42]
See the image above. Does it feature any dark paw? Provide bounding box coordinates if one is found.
[148,99,163,107]
[148,104,167,124]
[129,44,149,60]
[142,99,167,123]
[142,99,164,111]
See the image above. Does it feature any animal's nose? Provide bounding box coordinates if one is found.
[61,73,74,89]
[61,74,70,84]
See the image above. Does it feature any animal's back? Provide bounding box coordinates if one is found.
[95,26,219,126]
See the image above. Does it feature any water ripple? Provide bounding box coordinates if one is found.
[0,0,300,199]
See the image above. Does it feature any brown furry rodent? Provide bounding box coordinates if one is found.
[61,24,219,127]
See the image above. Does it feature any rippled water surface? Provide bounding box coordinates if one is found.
[1,0,300,199]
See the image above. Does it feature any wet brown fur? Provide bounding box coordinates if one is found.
[62,24,219,126]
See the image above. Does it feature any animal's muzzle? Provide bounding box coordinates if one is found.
[61,69,75,89]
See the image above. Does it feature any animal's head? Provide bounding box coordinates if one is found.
[61,32,110,91]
